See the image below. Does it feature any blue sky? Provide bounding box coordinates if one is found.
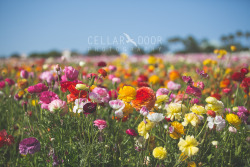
[0,0,250,56]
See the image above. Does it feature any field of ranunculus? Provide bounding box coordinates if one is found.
[0,49,250,166]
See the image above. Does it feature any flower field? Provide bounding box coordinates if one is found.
[0,50,250,166]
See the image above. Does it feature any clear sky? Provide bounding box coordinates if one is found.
[0,0,250,56]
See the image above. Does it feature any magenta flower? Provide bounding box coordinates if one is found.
[27,83,48,94]
[0,81,5,89]
[108,65,117,72]
[197,81,205,90]
[5,78,15,86]
[126,129,137,136]
[20,70,29,79]
[196,68,209,78]
[63,66,79,81]
[19,137,41,155]
[39,91,59,110]
[182,76,193,85]
[186,85,202,98]
[93,119,107,130]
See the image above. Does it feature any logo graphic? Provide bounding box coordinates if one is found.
[123,33,137,47]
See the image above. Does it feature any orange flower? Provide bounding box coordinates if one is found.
[220,79,230,88]
[132,87,156,111]
[169,70,180,81]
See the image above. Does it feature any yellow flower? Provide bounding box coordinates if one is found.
[190,104,206,115]
[148,55,157,64]
[230,45,236,51]
[31,99,38,106]
[205,97,224,115]
[182,113,200,127]
[203,59,217,66]
[75,84,89,91]
[152,147,167,160]
[166,103,187,121]
[188,161,197,167]
[138,119,154,139]
[122,102,133,116]
[149,75,160,84]
[169,121,185,139]
[118,86,136,102]
[178,135,199,157]
[148,65,155,72]
[214,49,219,54]
[156,95,169,104]
[225,68,232,75]
[226,113,241,128]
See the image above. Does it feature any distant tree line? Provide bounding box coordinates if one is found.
[9,30,250,58]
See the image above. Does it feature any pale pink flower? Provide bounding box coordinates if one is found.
[39,91,59,110]
[48,99,68,115]
[167,81,181,91]
[112,77,121,84]
[228,126,237,133]
[89,87,110,103]
[40,71,54,84]
[156,88,169,97]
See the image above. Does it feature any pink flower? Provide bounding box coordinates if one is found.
[39,91,59,110]
[61,75,68,82]
[63,66,79,81]
[48,99,68,115]
[108,65,117,72]
[20,70,29,79]
[40,71,54,84]
[112,77,121,84]
[108,90,118,99]
[197,81,205,90]
[228,126,237,133]
[167,81,181,91]
[186,85,202,98]
[89,87,110,103]
[190,98,199,104]
[27,83,48,94]
[126,129,137,136]
[5,78,15,86]
[93,119,107,130]
[0,81,5,89]
[182,76,193,85]
[156,88,169,97]
[108,74,115,80]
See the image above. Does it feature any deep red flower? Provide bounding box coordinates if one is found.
[137,82,150,87]
[241,77,250,94]
[137,75,148,82]
[83,102,97,114]
[231,72,245,82]
[97,61,107,67]
[241,68,249,75]
[0,129,14,148]
[61,81,87,102]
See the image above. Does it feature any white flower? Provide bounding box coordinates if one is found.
[115,108,124,118]
[147,113,165,123]
[48,99,68,114]
[109,100,125,110]
[228,126,237,133]
[79,61,86,67]
[212,141,218,146]
[73,99,86,113]
[207,116,225,131]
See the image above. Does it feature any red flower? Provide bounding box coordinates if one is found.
[97,61,107,67]
[207,110,216,117]
[231,72,245,82]
[61,81,87,102]
[137,82,150,87]
[98,69,107,78]
[132,87,156,111]
[0,129,14,148]
[211,93,221,100]
[137,75,148,82]
[241,68,249,75]
[241,77,250,94]
[222,88,232,94]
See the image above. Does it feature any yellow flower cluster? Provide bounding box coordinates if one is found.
[138,119,154,139]
[205,97,224,115]
[190,104,206,115]
[178,135,199,157]
[166,103,187,121]
[152,147,167,160]
[226,113,241,128]
[118,86,136,102]
[203,59,217,66]
[182,113,200,127]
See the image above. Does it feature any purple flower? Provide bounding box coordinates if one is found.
[196,68,209,78]
[63,66,79,81]
[19,137,41,155]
